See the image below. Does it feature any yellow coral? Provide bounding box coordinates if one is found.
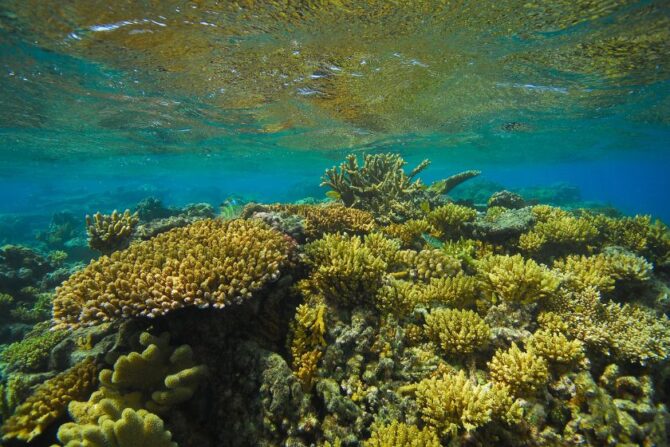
[477,254,559,304]
[488,343,549,397]
[1,358,98,442]
[53,219,293,329]
[424,308,490,355]
[374,280,421,319]
[304,233,387,305]
[426,203,477,240]
[419,272,478,307]
[416,370,493,435]
[363,421,440,447]
[86,209,139,254]
[526,330,584,366]
[553,252,652,293]
[290,302,327,390]
[383,219,436,248]
[518,214,599,254]
[395,249,462,282]
[57,402,177,447]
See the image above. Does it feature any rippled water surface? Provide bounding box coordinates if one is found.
[0,0,669,224]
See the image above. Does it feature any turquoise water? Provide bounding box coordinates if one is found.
[1,0,669,233]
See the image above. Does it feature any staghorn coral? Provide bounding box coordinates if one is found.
[424,308,491,356]
[86,209,139,255]
[303,233,387,305]
[488,343,549,397]
[395,249,462,282]
[1,358,98,442]
[545,287,670,364]
[415,370,520,437]
[68,331,208,421]
[374,279,421,319]
[553,252,652,293]
[57,403,177,447]
[477,254,560,304]
[426,203,477,240]
[53,219,293,329]
[290,302,328,390]
[526,329,584,366]
[362,421,440,447]
[383,219,436,249]
[419,272,478,307]
[321,153,479,224]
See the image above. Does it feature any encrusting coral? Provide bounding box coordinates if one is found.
[362,421,440,447]
[86,209,139,255]
[1,358,98,442]
[53,219,293,329]
[424,308,491,356]
[477,254,560,304]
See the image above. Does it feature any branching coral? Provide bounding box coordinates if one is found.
[374,279,421,319]
[303,233,387,305]
[420,273,478,307]
[57,403,177,447]
[396,249,462,282]
[488,343,549,397]
[526,329,584,366]
[426,203,477,240]
[545,287,670,364]
[321,153,479,224]
[1,358,98,442]
[553,252,652,293]
[477,254,559,304]
[383,219,436,248]
[53,219,293,329]
[362,421,440,447]
[415,370,519,437]
[424,308,491,355]
[290,302,327,390]
[518,212,599,256]
[86,209,139,255]
[0,322,68,372]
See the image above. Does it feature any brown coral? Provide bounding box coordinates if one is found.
[1,358,98,442]
[53,219,293,329]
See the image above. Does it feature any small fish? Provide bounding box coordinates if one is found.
[325,191,341,200]
[421,233,444,249]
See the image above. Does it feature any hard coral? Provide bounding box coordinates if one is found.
[1,358,98,442]
[363,421,440,447]
[86,209,139,255]
[321,153,479,224]
[488,343,549,397]
[424,308,491,355]
[53,219,293,329]
[426,203,477,240]
[477,254,559,304]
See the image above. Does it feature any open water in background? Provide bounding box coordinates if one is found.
[0,0,669,242]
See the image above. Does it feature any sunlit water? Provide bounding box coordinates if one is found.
[0,0,669,242]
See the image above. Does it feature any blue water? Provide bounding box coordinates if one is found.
[0,0,669,239]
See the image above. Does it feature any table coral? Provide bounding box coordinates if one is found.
[1,357,98,442]
[477,254,560,304]
[85,209,139,255]
[424,308,491,356]
[488,343,549,397]
[362,421,440,447]
[53,219,293,329]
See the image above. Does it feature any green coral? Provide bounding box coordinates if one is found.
[424,308,491,355]
[0,322,68,372]
[85,209,139,255]
[477,254,560,304]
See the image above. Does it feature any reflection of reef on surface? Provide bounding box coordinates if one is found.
[0,153,669,446]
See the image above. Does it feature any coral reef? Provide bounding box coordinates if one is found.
[488,343,549,397]
[1,357,98,442]
[85,209,139,255]
[321,153,479,224]
[363,421,440,447]
[487,190,526,209]
[53,219,293,329]
[424,308,491,356]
